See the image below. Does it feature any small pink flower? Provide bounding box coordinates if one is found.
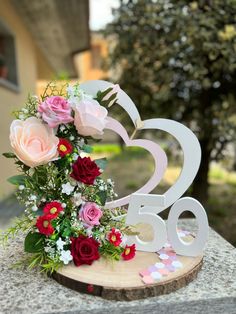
[79,202,103,227]
[102,84,120,107]
[74,99,108,137]
[38,96,73,128]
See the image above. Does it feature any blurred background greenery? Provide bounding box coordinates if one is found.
[0,0,236,246]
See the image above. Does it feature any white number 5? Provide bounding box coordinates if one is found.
[126,194,167,252]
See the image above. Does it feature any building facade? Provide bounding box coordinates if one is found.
[0,0,89,199]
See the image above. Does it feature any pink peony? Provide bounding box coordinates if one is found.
[79,202,103,227]
[38,96,73,128]
[10,117,59,168]
[73,99,108,137]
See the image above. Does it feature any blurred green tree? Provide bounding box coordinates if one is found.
[105,0,236,203]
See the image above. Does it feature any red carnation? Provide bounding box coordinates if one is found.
[70,235,100,266]
[122,244,136,261]
[108,228,122,247]
[43,201,63,218]
[58,138,73,157]
[70,156,101,185]
[36,214,54,236]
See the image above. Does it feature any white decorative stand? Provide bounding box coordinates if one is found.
[53,80,209,300]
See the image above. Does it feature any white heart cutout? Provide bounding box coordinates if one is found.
[80,80,201,210]
[105,117,167,208]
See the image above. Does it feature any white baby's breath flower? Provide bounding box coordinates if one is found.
[22,108,28,113]
[59,250,73,265]
[86,228,93,237]
[77,138,85,146]
[61,182,74,195]
[29,195,37,201]
[67,85,93,107]
[71,192,82,207]
[72,153,78,161]
[99,186,104,191]
[62,203,67,208]
[69,135,75,141]
[60,125,66,132]
[44,246,55,254]
[31,205,38,212]
[18,185,25,190]
[66,85,75,96]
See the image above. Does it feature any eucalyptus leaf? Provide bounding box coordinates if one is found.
[95,158,108,170]
[82,144,93,153]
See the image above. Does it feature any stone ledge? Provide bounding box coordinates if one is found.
[0,219,236,314]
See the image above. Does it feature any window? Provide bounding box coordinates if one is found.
[0,20,18,91]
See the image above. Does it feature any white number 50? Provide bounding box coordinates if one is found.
[126,194,208,257]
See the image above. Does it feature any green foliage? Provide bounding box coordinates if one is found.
[12,251,63,275]
[0,215,33,246]
[96,87,119,107]
[96,190,107,206]
[95,158,108,170]
[59,218,73,238]
[105,0,236,200]
[24,232,45,253]
[99,241,123,261]
[2,152,16,158]
[40,81,68,101]
[82,144,93,153]
[7,175,27,186]
[13,94,39,119]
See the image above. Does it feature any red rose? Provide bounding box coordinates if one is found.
[70,235,100,266]
[43,201,63,218]
[122,244,136,261]
[58,138,73,157]
[36,214,54,236]
[108,228,122,247]
[70,156,101,185]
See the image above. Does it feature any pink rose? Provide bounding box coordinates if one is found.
[10,117,59,168]
[102,84,120,107]
[38,96,73,128]
[74,99,108,137]
[79,202,103,226]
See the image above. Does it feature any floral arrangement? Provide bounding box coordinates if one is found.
[1,82,137,274]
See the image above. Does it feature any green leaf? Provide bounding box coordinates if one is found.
[97,190,107,206]
[7,175,27,186]
[97,87,113,99]
[95,158,108,170]
[24,232,45,253]
[2,152,16,158]
[62,228,71,237]
[82,144,93,153]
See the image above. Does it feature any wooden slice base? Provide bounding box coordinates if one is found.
[53,225,203,300]
[53,252,203,301]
